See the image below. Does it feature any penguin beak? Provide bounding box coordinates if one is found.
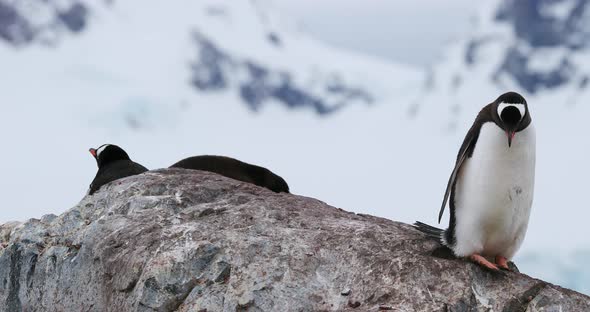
[506,131,516,147]
[89,148,97,158]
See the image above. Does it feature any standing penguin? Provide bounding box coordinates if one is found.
[170,155,290,193]
[88,144,148,195]
[415,91,536,271]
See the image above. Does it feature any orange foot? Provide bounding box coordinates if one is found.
[470,254,499,271]
[495,255,511,271]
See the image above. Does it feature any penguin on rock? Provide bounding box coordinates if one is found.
[170,155,289,193]
[88,144,148,195]
[414,91,536,271]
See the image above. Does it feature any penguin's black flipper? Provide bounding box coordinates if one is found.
[413,221,445,240]
[439,124,479,223]
[438,104,500,224]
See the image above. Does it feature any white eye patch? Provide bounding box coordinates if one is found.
[497,103,525,119]
[96,144,110,157]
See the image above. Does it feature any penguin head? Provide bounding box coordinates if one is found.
[493,92,529,147]
[89,144,131,168]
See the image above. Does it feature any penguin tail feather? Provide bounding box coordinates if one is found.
[413,221,445,241]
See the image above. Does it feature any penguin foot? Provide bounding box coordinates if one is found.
[469,254,499,271]
[495,255,511,271]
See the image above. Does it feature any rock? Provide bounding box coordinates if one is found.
[0,168,588,311]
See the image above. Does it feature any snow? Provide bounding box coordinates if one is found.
[527,47,569,73]
[540,0,577,20]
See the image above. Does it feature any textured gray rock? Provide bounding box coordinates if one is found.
[0,169,588,311]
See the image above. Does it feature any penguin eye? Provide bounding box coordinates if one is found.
[500,106,522,125]
[497,103,525,124]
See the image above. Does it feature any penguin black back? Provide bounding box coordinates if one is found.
[170,155,290,193]
[88,144,149,195]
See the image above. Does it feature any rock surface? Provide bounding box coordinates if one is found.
[0,169,588,311]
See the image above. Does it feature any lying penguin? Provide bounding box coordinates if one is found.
[88,144,148,195]
[170,155,290,193]
[88,144,290,194]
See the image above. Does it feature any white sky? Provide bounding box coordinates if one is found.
[274,0,479,66]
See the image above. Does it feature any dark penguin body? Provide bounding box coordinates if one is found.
[88,144,148,195]
[170,155,289,193]
[414,91,535,271]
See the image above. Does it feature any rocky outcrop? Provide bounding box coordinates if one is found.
[0,169,588,311]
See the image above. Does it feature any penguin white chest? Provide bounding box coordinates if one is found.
[453,123,536,259]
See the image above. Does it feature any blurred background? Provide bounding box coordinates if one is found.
[0,0,588,294]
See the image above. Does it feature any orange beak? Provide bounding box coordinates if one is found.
[89,148,97,158]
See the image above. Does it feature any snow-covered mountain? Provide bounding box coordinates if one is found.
[409,0,590,138]
[492,0,589,94]
[0,0,418,117]
[425,0,590,110]
[0,0,588,296]
[0,0,89,46]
